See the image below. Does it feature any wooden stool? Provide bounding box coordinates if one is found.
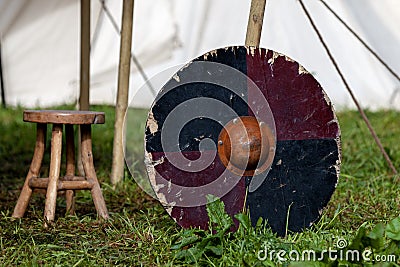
[12,110,109,223]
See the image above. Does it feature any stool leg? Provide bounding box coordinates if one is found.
[12,123,47,218]
[77,126,86,177]
[81,125,109,219]
[44,124,63,224]
[65,125,76,215]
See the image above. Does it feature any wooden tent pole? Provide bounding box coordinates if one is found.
[79,0,90,111]
[110,0,135,185]
[78,0,91,177]
[245,0,267,47]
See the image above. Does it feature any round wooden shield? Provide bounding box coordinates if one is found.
[144,46,340,236]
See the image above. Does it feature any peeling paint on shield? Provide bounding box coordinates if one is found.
[172,73,180,82]
[298,65,308,75]
[267,51,280,64]
[146,111,158,135]
[144,152,172,213]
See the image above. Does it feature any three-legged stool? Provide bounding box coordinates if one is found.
[12,110,109,223]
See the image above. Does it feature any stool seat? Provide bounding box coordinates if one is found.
[23,110,105,125]
[13,110,109,225]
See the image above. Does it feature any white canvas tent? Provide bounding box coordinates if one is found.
[0,0,399,110]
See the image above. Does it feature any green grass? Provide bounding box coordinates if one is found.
[0,106,399,266]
